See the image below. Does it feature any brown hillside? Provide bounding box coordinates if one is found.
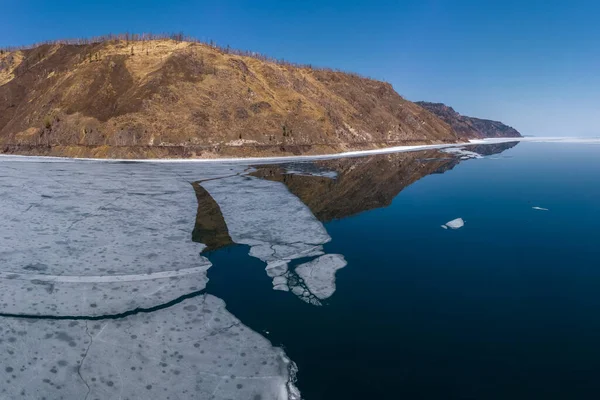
[0,39,457,158]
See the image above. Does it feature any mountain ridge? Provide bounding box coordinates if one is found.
[415,101,522,139]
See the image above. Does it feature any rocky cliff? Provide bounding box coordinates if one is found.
[415,101,521,139]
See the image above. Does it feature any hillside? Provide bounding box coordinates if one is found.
[415,102,521,139]
[0,38,457,158]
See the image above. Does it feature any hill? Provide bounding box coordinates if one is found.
[0,37,457,158]
[415,102,522,139]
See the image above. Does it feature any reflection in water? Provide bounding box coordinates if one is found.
[466,142,519,156]
[200,142,549,400]
[195,142,518,306]
[191,182,234,252]
[251,149,462,222]
[252,142,517,222]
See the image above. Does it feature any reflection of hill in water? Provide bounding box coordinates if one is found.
[251,150,456,221]
[249,145,506,222]
[191,182,234,252]
[465,141,518,156]
[253,142,518,221]
[193,142,518,251]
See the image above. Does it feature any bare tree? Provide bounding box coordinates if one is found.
[0,32,374,80]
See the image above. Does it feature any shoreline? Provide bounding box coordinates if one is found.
[0,137,597,164]
[0,138,519,164]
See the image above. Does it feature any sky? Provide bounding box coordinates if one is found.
[1,0,599,137]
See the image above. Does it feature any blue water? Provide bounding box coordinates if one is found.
[205,142,600,399]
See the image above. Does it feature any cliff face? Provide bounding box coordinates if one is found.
[415,102,521,139]
[0,40,457,158]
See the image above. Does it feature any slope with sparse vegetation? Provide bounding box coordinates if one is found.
[0,34,458,158]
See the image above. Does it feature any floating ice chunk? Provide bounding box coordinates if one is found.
[442,218,465,230]
[201,176,332,266]
[273,276,288,286]
[265,261,289,278]
[532,206,549,211]
[291,286,305,296]
[201,175,338,304]
[294,254,347,300]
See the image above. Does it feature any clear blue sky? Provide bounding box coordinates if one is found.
[2,0,599,136]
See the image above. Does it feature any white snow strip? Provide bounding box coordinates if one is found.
[0,139,519,165]
[1,136,598,165]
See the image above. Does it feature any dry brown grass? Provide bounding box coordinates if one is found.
[0,39,457,158]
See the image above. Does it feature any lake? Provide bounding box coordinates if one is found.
[1,140,599,399]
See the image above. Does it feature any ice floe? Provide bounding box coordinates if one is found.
[0,159,300,399]
[294,254,347,301]
[442,218,465,230]
[200,175,346,304]
[532,206,549,211]
[0,161,217,316]
[0,295,300,400]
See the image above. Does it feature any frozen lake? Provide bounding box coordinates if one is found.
[2,140,600,399]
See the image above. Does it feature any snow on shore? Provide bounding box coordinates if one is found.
[1,136,598,165]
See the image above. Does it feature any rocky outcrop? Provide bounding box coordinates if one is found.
[415,101,521,139]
